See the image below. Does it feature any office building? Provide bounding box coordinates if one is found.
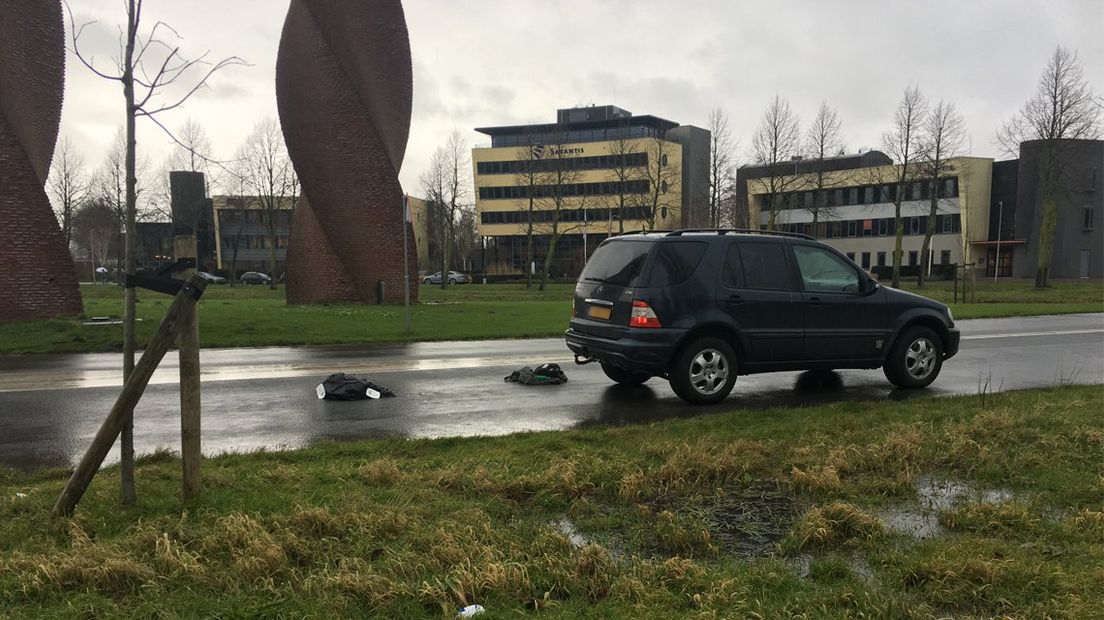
[472,105,709,276]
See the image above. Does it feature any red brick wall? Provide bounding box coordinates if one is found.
[277,0,419,304]
[0,0,82,321]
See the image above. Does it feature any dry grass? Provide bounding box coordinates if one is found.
[786,502,884,551]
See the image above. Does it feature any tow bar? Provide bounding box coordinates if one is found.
[574,354,596,366]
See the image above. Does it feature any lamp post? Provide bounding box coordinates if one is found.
[993,200,1003,283]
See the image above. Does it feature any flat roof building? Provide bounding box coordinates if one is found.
[473,105,709,277]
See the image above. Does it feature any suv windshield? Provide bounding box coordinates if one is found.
[581,241,651,286]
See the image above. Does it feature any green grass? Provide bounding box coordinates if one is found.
[0,280,1099,355]
[1,386,1101,618]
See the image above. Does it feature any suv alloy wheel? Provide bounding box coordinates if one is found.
[669,337,738,405]
[883,326,944,388]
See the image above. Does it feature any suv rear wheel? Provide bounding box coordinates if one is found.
[600,362,650,386]
[669,337,737,405]
[883,326,944,388]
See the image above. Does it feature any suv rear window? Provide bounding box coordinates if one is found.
[648,241,707,287]
[581,241,651,286]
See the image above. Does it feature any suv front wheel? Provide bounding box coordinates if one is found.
[669,337,737,405]
[883,326,944,389]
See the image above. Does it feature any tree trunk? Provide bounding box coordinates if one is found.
[119,1,138,507]
[892,200,904,289]
[440,221,450,290]
[267,230,278,290]
[539,231,560,292]
[1035,193,1057,288]
[525,195,534,287]
[916,193,939,288]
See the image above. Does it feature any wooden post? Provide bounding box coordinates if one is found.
[175,236,201,500]
[52,274,208,518]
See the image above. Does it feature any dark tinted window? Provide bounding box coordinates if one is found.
[581,241,651,286]
[721,244,744,288]
[738,242,793,290]
[649,241,707,287]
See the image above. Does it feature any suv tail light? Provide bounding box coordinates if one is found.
[629,300,662,328]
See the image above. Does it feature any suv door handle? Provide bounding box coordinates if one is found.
[808,296,822,306]
[725,294,744,305]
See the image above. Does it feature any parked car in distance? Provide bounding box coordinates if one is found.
[240,272,272,285]
[423,271,471,285]
[197,272,226,284]
[565,229,960,405]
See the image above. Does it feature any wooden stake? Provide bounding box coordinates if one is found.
[52,274,207,518]
[175,236,201,500]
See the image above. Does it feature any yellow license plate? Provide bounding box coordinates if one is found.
[588,306,612,320]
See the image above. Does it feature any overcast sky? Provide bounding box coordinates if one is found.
[60,0,1103,197]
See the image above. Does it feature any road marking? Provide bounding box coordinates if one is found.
[962,329,1104,341]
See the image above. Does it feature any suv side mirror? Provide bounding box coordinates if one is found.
[864,277,880,294]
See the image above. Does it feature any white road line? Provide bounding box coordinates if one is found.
[962,329,1104,340]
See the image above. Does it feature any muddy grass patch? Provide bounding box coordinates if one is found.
[877,475,1016,540]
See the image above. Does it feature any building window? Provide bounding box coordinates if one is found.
[940,250,951,265]
[847,220,858,237]
[861,252,871,268]
[877,251,886,267]
[908,250,918,266]
[1084,206,1094,231]
[846,252,856,261]
[909,218,921,235]
[863,187,874,204]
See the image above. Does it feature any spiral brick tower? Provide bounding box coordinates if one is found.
[0,0,82,320]
[277,0,417,304]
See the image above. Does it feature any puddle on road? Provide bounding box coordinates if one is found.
[879,475,1015,540]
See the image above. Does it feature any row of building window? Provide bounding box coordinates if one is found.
[759,178,959,211]
[476,152,649,176]
[845,249,954,269]
[223,235,289,250]
[481,207,651,225]
[490,125,662,148]
[771,214,962,238]
[478,179,651,201]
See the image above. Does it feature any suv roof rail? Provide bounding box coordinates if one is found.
[665,228,815,241]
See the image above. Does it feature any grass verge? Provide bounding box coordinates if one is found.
[1,385,1101,618]
[0,280,1099,355]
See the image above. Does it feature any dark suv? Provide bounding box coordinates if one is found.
[565,229,960,405]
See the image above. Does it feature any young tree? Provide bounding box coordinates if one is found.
[514,137,544,286]
[603,127,644,234]
[803,101,845,235]
[68,0,244,504]
[878,86,928,288]
[998,47,1101,287]
[236,118,299,289]
[72,200,121,282]
[534,133,587,291]
[706,108,737,228]
[750,95,802,230]
[420,130,469,289]
[915,100,967,287]
[48,137,89,251]
[642,134,681,230]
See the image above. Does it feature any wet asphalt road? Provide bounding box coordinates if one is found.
[0,313,1100,471]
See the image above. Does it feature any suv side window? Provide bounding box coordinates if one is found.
[649,241,708,287]
[792,244,860,293]
[721,244,744,288]
[738,242,793,290]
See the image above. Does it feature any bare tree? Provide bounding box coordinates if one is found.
[603,127,644,234]
[72,200,120,282]
[420,130,469,289]
[642,134,681,230]
[67,0,244,504]
[48,137,89,251]
[750,95,802,230]
[533,133,588,291]
[707,108,737,228]
[236,118,299,289]
[914,100,967,287]
[998,47,1101,287]
[94,129,151,275]
[876,85,928,288]
[514,137,544,286]
[803,101,845,235]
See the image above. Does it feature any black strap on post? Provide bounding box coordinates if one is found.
[124,258,198,297]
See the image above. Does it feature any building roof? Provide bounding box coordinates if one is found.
[738,150,893,177]
[475,114,679,138]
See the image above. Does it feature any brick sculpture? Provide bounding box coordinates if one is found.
[277,0,418,304]
[0,0,82,320]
